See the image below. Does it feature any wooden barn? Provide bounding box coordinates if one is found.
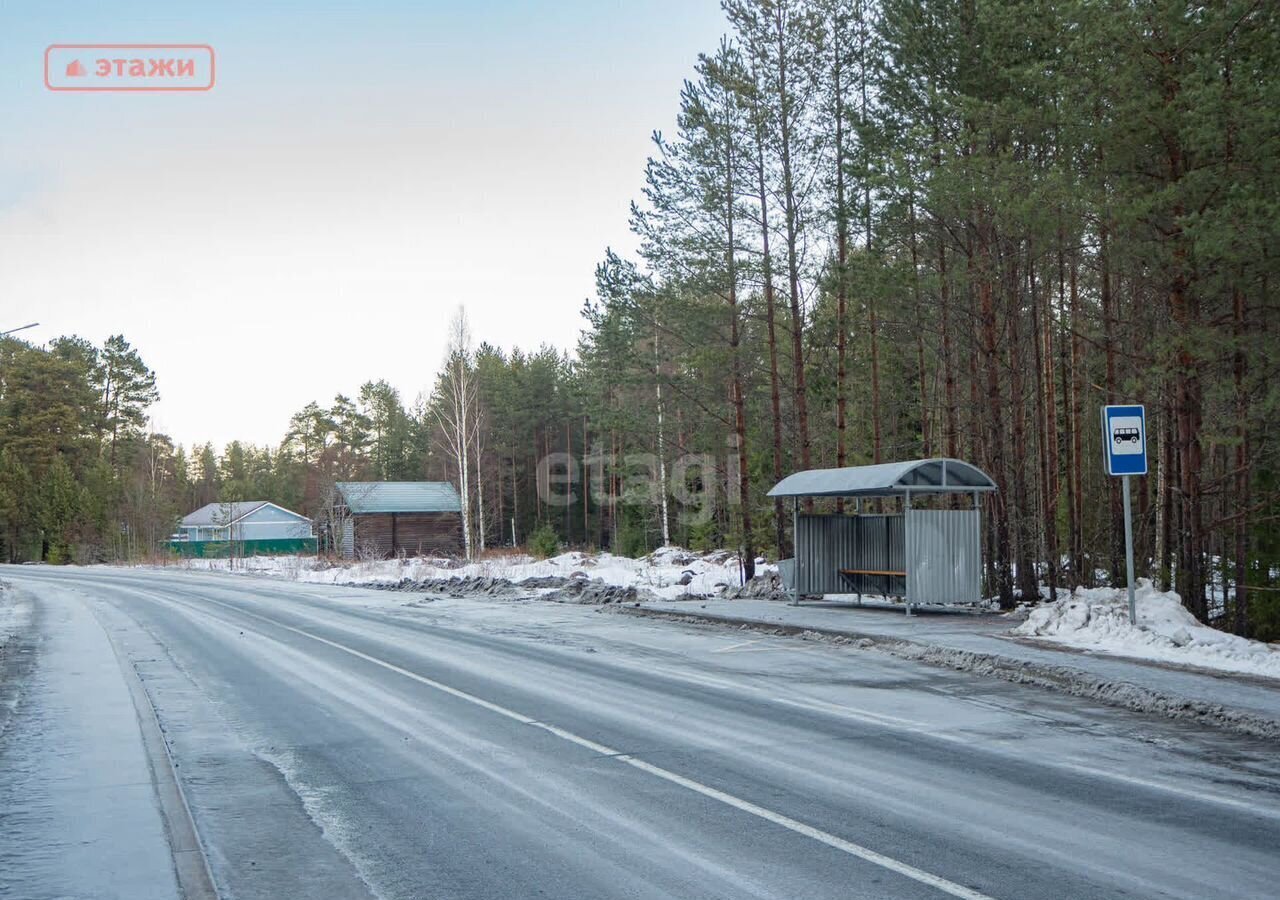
[326,482,463,559]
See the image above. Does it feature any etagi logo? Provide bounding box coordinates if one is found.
[45,44,215,92]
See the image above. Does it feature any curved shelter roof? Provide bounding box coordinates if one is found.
[766,458,996,499]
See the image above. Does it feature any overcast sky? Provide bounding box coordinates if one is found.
[0,0,727,448]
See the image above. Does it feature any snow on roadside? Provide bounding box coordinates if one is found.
[170,546,773,602]
[0,580,27,645]
[1014,579,1280,679]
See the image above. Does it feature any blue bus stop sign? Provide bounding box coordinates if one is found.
[1102,404,1146,624]
[1101,404,1147,476]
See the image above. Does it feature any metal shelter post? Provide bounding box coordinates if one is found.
[791,496,800,606]
[854,497,863,606]
[903,490,913,616]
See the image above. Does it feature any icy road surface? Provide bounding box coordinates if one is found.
[3,566,1279,900]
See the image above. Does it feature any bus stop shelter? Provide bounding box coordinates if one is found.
[767,458,997,614]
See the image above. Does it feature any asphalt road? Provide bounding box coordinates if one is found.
[3,565,1279,900]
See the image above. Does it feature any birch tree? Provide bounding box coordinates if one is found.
[432,308,481,559]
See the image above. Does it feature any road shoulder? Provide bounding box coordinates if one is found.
[0,582,37,742]
[618,597,1280,740]
[94,602,220,900]
[0,584,183,900]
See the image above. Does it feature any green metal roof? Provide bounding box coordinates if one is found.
[335,481,461,514]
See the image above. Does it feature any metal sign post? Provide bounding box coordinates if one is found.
[1121,475,1136,624]
[1101,404,1147,624]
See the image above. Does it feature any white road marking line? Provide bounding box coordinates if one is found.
[527,720,620,757]
[778,694,1280,822]
[643,664,738,691]
[616,754,995,900]
[712,638,763,653]
[712,638,819,654]
[188,595,996,899]
[1055,759,1280,820]
[775,695,941,732]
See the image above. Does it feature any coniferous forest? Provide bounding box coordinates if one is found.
[3,1,1278,637]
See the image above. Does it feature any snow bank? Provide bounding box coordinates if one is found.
[1014,580,1280,679]
[0,580,28,645]
[172,546,773,602]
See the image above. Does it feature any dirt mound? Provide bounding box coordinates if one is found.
[355,575,522,598]
[517,575,574,589]
[544,579,644,605]
[718,572,788,602]
[346,571,641,604]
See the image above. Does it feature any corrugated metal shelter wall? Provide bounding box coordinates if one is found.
[848,514,906,597]
[905,508,981,604]
[795,514,849,595]
[795,514,905,597]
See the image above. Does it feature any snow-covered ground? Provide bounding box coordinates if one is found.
[0,581,30,646]
[0,589,14,642]
[1014,579,1280,679]
[166,547,774,602]
[152,553,1280,680]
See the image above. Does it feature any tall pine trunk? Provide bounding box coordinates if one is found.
[833,19,849,482]
[1068,250,1086,587]
[1008,248,1035,601]
[722,81,755,580]
[772,4,811,478]
[976,224,1014,608]
[1233,285,1249,634]
[1099,217,1123,585]
[1039,247,1061,601]
[858,2,880,465]
[751,61,788,556]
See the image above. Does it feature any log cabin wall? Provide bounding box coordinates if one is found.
[352,512,463,558]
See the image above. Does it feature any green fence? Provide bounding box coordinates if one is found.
[167,537,317,558]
